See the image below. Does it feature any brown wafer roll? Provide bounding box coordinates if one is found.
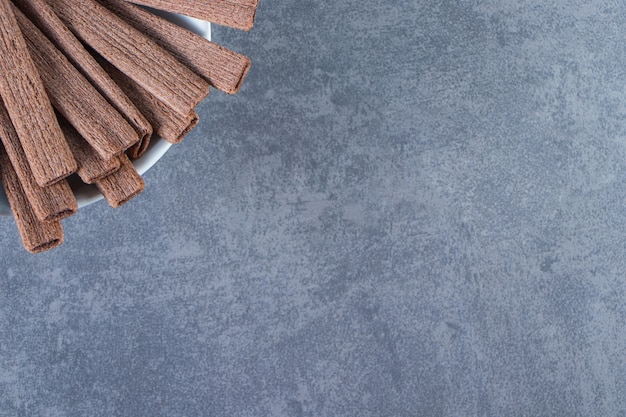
[126,128,152,160]
[59,117,121,184]
[0,100,77,222]
[96,54,199,144]
[0,149,64,254]
[95,154,145,208]
[14,7,140,160]
[124,0,257,31]
[48,0,210,117]
[0,0,76,187]
[102,0,251,94]
[0,119,75,222]
[13,0,153,158]
[0,148,75,223]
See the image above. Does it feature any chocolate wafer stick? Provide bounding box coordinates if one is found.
[13,0,153,158]
[228,0,258,7]
[124,0,257,31]
[96,53,199,144]
[0,148,64,253]
[48,0,210,117]
[0,147,75,223]
[102,0,251,94]
[59,117,121,184]
[14,7,140,160]
[0,0,76,187]
[95,154,145,208]
[0,100,77,222]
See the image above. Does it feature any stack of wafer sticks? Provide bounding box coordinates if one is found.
[0,0,256,253]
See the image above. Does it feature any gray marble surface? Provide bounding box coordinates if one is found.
[1,0,626,415]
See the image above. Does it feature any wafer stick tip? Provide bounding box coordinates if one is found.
[231,58,252,94]
[127,130,153,159]
[43,207,76,222]
[169,112,198,144]
[112,187,144,208]
[28,235,64,254]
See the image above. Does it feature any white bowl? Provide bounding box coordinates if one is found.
[0,13,211,215]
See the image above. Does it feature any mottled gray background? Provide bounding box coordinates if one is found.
[1,0,625,415]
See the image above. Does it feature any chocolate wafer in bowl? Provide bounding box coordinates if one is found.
[0,2,259,252]
[101,0,251,94]
[122,0,258,31]
[47,0,211,116]
[0,11,213,215]
[63,12,213,210]
[13,0,154,158]
[0,147,65,254]
[0,99,77,223]
[14,6,141,160]
[0,0,77,187]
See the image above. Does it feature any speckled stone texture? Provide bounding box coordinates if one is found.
[1,0,626,415]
